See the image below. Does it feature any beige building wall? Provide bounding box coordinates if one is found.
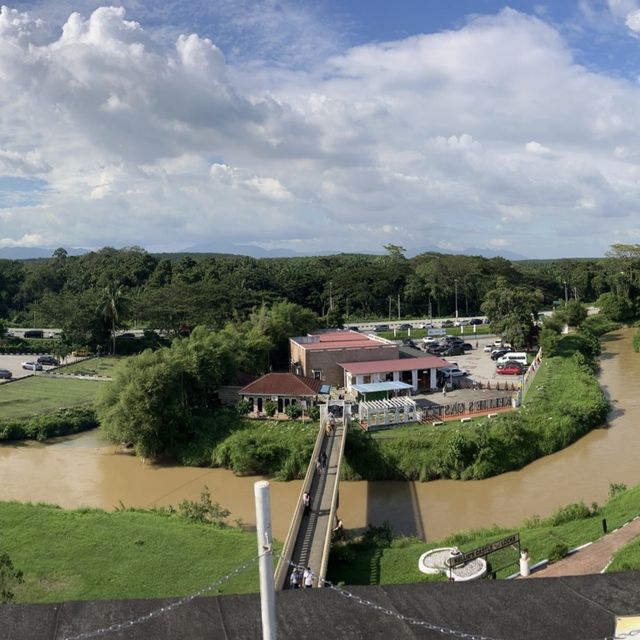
[292,343,399,387]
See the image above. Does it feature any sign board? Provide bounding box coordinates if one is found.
[446,533,520,568]
[615,616,640,636]
[428,328,447,336]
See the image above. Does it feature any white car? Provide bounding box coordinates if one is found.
[439,366,468,378]
[22,361,43,371]
[483,344,493,352]
[422,336,438,344]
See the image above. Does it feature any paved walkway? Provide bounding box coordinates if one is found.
[529,517,640,578]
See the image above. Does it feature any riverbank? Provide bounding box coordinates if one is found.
[327,481,640,586]
[1,501,260,603]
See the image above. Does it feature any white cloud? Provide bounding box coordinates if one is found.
[3,5,640,257]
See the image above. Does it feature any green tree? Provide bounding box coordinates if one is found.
[97,282,130,354]
[481,278,541,349]
[595,292,634,322]
[555,300,588,328]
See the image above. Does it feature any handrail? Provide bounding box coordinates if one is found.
[318,412,349,585]
[273,419,326,590]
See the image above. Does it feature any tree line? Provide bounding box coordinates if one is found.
[0,243,639,351]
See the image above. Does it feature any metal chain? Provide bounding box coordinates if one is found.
[283,559,640,640]
[62,554,260,640]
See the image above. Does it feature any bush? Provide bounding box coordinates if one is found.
[550,502,592,526]
[308,406,320,421]
[609,483,628,498]
[177,486,230,528]
[264,401,276,417]
[236,399,252,416]
[284,402,302,420]
[0,406,98,442]
[548,542,569,562]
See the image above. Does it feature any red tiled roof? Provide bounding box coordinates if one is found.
[291,330,393,351]
[239,373,325,396]
[339,356,451,375]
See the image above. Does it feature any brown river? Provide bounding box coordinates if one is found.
[1,328,639,542]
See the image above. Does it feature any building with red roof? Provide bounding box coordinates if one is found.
[289,330,398,386]
[340,355,450,394]
[239,372,330,416]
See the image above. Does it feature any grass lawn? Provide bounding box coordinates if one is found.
[1,502,261,603]
[60,356,124,377]
[0,376,104,418]
[328,483,640,586]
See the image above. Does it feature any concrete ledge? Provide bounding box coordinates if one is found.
[460,417,471,423]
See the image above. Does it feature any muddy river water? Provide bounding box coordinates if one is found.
[1,328,638,542]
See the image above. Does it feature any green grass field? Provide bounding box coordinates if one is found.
[328,483,640,585]
[0,502,260,603]
[60,356,123,377]
[0,376,104,418]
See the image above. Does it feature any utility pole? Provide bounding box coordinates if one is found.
[254,481,277,640]
[397,292,401,320]
[454,279,459,319]
[329,281,333,311]
[388,296,392,321]
[564,280,568,303]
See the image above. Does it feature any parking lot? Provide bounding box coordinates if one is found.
[426,334,526,386]
[0,354,87,384]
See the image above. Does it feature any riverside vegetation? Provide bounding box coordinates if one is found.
[3,480,639,603]
[327,481,640,586]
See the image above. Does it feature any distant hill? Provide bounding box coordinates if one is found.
[0,246,88,260]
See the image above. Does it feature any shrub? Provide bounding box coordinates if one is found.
[285,402,302,419]
[308,406,320,421]
[0,406,98,442]
[609,483,628,498]
[548,542,569,562]
[178,486,230,528]
[236,399,252,416]
[550,502,592,526]
[264,401,277,417]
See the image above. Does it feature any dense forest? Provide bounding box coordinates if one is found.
[0,243,638,352]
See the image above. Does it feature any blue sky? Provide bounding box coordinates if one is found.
[3,1,640,258]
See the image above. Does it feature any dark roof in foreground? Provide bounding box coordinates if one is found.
[3,571,640,639]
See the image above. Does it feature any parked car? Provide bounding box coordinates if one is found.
[462,343,474,351]
[483,344,494,352]
[23,329,44,339]
[0,368,12,379]
[442,345,465,356]
[373,324,390,332]
[22,361,43,371]
[438,366,468,377]
[422,336,438,344]
[441,320,454,328]
[469,318,484,325]
[401,338,418,348]
[491,349,511,360]
[37,355,59,366]
[398,323,413,331]
[71,349,92,358]
[496,363,524,375]
[416,322,433,329]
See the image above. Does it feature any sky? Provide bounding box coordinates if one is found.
[3,1,640,259]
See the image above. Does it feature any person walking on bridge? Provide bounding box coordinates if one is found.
[302,491,311,516]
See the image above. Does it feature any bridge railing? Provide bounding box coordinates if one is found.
[273,418,326,590]
[318,411,349,585]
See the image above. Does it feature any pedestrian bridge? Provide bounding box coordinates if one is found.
[274,405,349,590]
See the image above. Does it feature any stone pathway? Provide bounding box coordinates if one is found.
[529,517,640,578]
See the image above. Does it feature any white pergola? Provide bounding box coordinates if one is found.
[358,396,417,430]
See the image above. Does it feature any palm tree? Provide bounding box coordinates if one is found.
[97,282,130,355]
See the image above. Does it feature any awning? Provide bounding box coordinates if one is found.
[351,381,413,393]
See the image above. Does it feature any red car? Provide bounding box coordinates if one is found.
[496,363,524,375]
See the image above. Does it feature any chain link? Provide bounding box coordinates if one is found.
[62,554,261,640]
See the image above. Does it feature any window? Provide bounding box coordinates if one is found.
[312,369,323,380]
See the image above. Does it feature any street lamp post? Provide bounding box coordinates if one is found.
[454,279,459,319]
[563,280,568,303]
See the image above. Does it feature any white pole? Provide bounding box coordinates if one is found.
[254,481,277,640]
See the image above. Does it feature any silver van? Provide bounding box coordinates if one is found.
[497,352,528,366]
